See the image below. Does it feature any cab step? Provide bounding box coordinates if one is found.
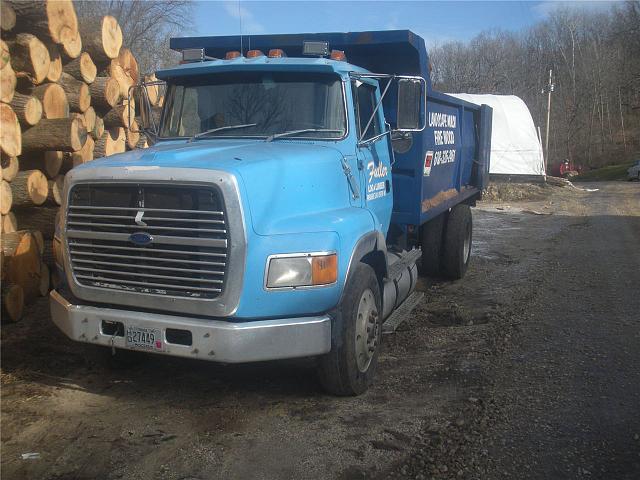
[382,291,424,334]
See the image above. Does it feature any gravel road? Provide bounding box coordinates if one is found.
[1,181,638,480]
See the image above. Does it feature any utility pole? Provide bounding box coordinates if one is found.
[542,68,555,174]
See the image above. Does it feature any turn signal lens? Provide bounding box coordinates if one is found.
[266,253,337,288]
[225,51,241,60]
[246,49,265,58]
[312,254,337,285]
[330,50,347,61]
[268,49,286,58]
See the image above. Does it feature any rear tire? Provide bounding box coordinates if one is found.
[317,263,382,396]
[442,204,472,280]
[419,213,445,277]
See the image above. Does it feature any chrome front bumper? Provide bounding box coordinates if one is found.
[50,290,331,363]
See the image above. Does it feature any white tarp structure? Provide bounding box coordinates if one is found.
[447,94,546,177]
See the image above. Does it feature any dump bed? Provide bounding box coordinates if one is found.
[171,30,492,227]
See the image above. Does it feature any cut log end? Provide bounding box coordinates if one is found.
[0,104,21,157]
[2,284,24,322]
[12,169,49,206]
[1,180,12,214]
[10,92,43,126]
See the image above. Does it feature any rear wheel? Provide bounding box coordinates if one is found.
[442,204,472,280]
[317,263,381,396]
[419,213,445,277]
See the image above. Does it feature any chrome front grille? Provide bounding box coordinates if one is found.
[66,183,228,299]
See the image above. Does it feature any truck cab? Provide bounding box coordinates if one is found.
[50,31,491,395]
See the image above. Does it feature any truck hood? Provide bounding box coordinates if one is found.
[79,140,354,235]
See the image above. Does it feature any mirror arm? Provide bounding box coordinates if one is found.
[358,129,391,147]
[359,75,395,143]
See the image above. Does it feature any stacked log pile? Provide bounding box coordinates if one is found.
[0,0,151,322]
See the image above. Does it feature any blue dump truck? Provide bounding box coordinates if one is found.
[50,31,492,395]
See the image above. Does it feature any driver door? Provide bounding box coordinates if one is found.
[352,79,393,233]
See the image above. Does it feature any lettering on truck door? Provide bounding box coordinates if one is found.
[352,79,393,233]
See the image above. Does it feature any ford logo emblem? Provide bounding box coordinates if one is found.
[129,232,153,246]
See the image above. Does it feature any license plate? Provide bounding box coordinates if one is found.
[125,325,163,351]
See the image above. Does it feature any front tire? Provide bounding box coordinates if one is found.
[442,204,472,280]
[317,263,382,396]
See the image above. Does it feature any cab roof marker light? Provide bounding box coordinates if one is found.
[330,50,347,62]
[246,49,265,58]
[225,50,242,60]
[268,49,286,58]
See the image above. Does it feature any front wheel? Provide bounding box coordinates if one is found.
[317,263,382,396]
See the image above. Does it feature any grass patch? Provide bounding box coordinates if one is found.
[572,162,634,182]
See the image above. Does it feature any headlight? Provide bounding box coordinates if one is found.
[266,253,337,289]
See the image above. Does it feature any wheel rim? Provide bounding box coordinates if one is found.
[463,222,471,264]
[355,288,378,373]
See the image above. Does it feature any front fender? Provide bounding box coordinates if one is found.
[235,207,378,319]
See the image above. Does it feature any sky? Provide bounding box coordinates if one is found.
[192,1,613,46]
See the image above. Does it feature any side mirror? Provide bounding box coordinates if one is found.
[396,78,423,131]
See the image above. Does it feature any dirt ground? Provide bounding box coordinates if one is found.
[1,181,639,480]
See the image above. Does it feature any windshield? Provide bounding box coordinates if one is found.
[159,71,346,140]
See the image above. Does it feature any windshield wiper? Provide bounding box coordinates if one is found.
[189,123,257,142]
[266,128,343,142]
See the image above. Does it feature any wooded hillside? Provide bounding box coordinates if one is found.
[430,1,640,169]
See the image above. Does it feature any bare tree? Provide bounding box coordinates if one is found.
[74,0,194,75]
[430,1,640,169]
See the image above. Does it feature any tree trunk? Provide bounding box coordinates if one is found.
[83,106,96,132]
[70,135,94,166]
[103,103,131,128]
[117,48,139,84]
[80,15,122,65]
[0,180,12,214]
[60,30,81,60]
[102,60,131,99]
[89,76,120,111]
[10,0,79,46]
[45,43,62,82]
[6,33,51,85]
[22,117,86,152]
[9,92,42,126]
[1,155,19,182]
[42,233,55,266]
[0,104,21,157]
[18,151,63,178]
[38,262,50,296]
[0,61,16,103]
[11,169,49,207]
[1,39,9,69]
[27,82,68,119]
[126,120,140,149]
[63,51,96,84]
[47,174,64,206]
[90,115,104,141]
[2,283,24,322]
[136,135,148,149]
[13,205,58,238]
[1,229,42,302]
[95,127,125,157]
[58,72,90,112]
[2,212,17,233]
[144,74,160,106]
[1,2,16,33]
